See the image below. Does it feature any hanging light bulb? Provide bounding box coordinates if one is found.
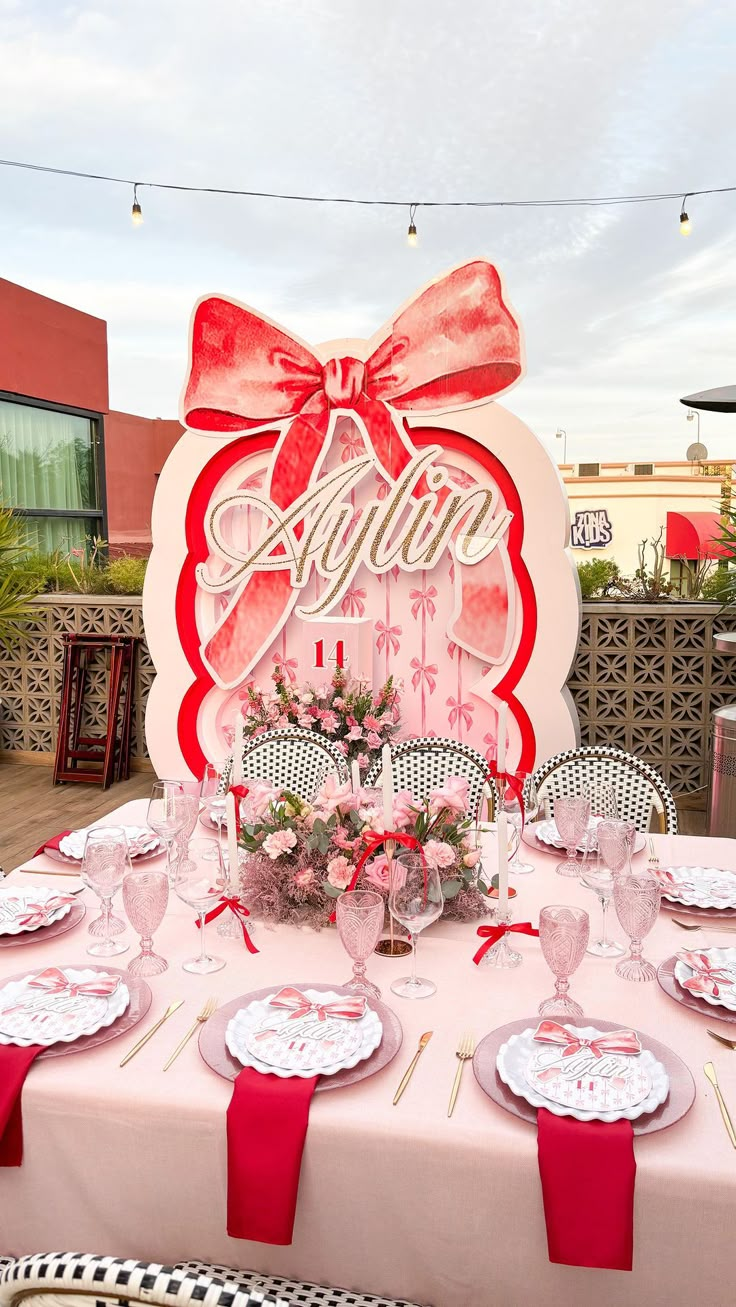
[407,203,418,247]
[131,183,143,226]
[679,195,691,236]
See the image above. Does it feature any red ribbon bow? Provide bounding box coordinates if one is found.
[28,967,121,998]
[677,951,736,998]
[197,895,258,954]
[227,783,250,839]
[265,985,367,1023]
[486,760,526,829]
[473,920,539,964]
[329,830,427,923]
[183,262,521,689]
[533,1020,643,1058]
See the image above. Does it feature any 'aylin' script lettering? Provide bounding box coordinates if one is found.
[196,446,513,618]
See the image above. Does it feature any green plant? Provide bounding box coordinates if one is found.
[576,558,624,599]
[0,505,42,647]
[702,566,736,604]
[105,554,148,595]
[11,549,67,593]
[65,535,108,594]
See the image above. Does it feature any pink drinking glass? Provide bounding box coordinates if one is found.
[538,905,590,1018]
[123,865,169,976]
[597,819,635,875]
[336,889,385,999]
[613,872,661,981]
[554,797,591,877]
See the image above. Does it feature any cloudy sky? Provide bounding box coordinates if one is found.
[1,0,735,462]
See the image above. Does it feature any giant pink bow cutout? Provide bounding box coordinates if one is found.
[677,951,736,998]
[183,261,521,689]
[533,1020,642,1059]
[28,967,121,999]
[267,986,367,1023]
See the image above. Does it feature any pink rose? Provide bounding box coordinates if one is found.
[245,780,281,819]
[314,774,354,814]
[320,710,340,734]
[326,855,353,889]
[392,789,417,830]
[297,713,314,728]
[365,730,382,750]
[357,752,369,770]
[333,697,345,709]
[262,828,297,860]
[365,853,390,891]
[346,724,363,742]
[429,776,469,817]
[424,839,456,870]
[336,741,349,756]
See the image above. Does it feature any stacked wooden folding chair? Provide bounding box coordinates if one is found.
[52,633,138,788]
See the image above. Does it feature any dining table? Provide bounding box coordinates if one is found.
[1,796,735,1307]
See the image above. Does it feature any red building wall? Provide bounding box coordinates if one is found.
[105,412,182,553]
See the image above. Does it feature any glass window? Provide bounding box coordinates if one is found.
[0,397,101,554]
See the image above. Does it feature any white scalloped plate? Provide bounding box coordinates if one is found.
[226,989,383,1079]
[0,887,74,937]
[496,1024,669,1123]
[656,865,736,910]
[59,826,162,861]
[674,947,736,1012]
[0,967,130,1046]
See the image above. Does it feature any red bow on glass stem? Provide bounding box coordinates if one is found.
[197,896,258,954]
[227,784,249,839]
[486,762,525,828]
[329,831,427,923]
[473,921,539,965]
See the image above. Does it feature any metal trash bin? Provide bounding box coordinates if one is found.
[709,706,736,836]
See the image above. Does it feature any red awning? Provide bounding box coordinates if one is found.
[665,511,725,560]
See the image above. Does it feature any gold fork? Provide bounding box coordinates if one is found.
[648,838,659,870]
[163,996,217,1071]
[447,1032,475,1118]
[672,917,736,934]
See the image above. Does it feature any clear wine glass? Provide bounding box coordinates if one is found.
[388,850,444,999]
[201,762,229,836]
[175,837,227,974]
[553,796,591,877]
[505,771,538,875]
[538,905,590,1017]
[613,872,661,981]
[147,781,188,886]
[123,865,169,975]
[82,827,130,958]
[581,859,626,958]
[336,890,385,998]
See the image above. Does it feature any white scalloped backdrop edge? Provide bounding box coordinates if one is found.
[0,887,73,937]
[660,866,736,910]
[226,990,383,1078]
[496,1025,670,1123]
[674,947,736,1012]
[0,969,130,1047]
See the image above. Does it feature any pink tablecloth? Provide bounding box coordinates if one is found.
[1,799,735,1306]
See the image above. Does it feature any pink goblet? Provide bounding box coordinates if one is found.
[336,890,385,998]
[554,797,591,877]
[613,872,661,981]
[123,865,169,976]
[538,905,590,1018]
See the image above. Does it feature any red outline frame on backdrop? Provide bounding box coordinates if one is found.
[175,423,537,779]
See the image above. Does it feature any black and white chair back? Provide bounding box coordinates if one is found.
[221,726,349,800]
[532,746,678,834]
[364,737,497,821]
[0,1256,425,1307]
[0,1254,285,1307]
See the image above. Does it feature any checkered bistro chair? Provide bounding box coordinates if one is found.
[0,1256,425,1307]
[364,737,497,821]
[220,727,349,800]
[532,746,678,834]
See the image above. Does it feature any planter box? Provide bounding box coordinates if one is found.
[0,597,734,794]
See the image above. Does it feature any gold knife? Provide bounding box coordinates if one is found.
[120,1000,184,1067]
[393,1031,432,1105]
[704,1061,736,1148]
[707,1029,736,1051]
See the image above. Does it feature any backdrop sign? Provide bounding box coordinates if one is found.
[571,508,613,550]
[144,260,580,778]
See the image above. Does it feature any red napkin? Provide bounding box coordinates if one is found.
[0,1045,44,1166]
[227,1067,318,1244]
[537,1108,636,1270]
[33,831,72,858]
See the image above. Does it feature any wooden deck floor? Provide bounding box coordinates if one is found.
[0,761,707,875]
[0,764,154,872]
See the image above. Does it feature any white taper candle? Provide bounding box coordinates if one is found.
[497,810,509,914]
[226,791,238,887]
[351,759,361,794]
[496,701,508,775]
[232,718,245,785]
[382,743,394,832]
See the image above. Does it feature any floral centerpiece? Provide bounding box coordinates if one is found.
[237,774,490,929]
[239,664,401,773]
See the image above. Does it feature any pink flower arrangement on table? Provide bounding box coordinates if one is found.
[236,774,491,930]
[239,664,402,772]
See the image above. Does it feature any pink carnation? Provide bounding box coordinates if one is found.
[364,853,390,891]
[424,839,456,870]
[363,714,382,731]
[262,828,297,860]
[292,865,316,889]
[326,855,353,889]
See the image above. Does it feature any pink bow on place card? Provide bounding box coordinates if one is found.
[677,951,736,998]
[28,968,120,1000]
[268,987,367,1023]
[533,1020,642,1059]
[17,897,75,930]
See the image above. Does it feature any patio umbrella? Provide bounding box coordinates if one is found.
[680,385,736,413]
